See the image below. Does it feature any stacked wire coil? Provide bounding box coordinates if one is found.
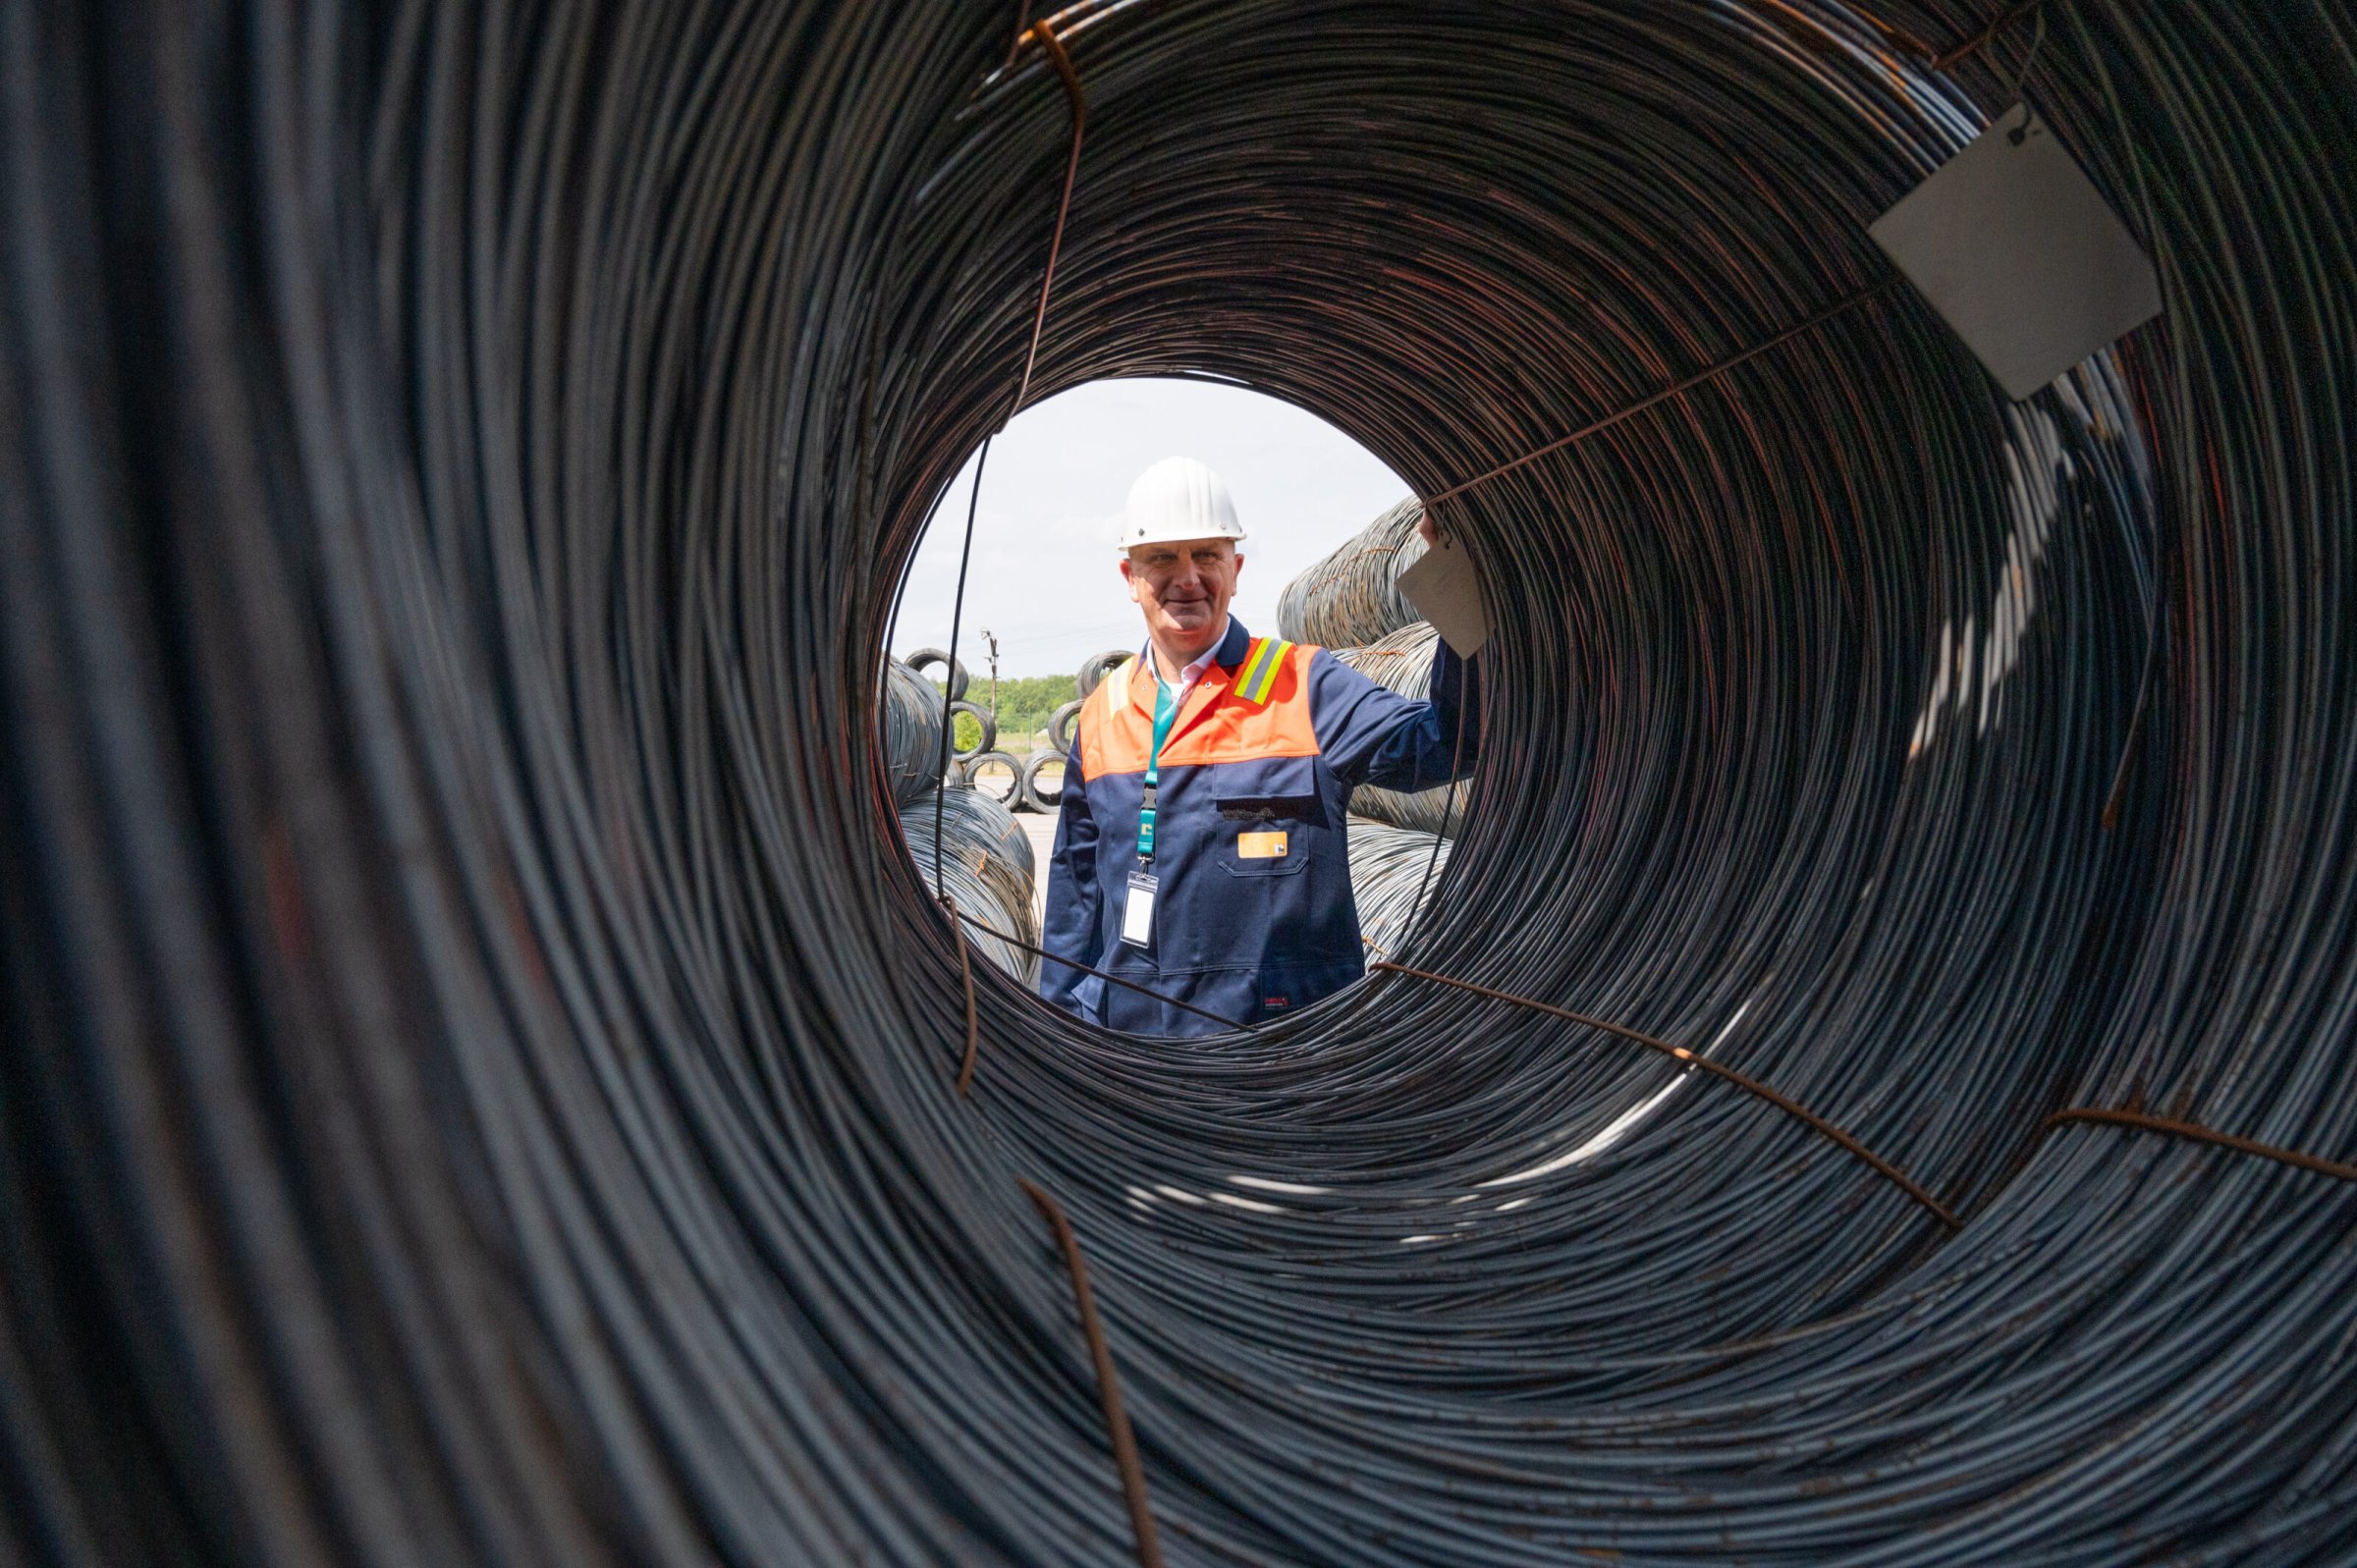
[2,2,2353,1565]
[903,786,1041,986]
[1330,622,1473,837]
[1347,822,1453,962]
[1275,496,1430,648]
[881,656,950,808]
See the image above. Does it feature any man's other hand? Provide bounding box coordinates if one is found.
[1417,510,1439,549]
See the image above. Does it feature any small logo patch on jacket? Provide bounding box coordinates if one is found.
[1263,996,1289,1009]
[1237,831,1288,859]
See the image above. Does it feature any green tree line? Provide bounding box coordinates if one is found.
[933,674,1079,755]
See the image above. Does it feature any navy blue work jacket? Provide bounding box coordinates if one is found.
[1041,618,1477,1036]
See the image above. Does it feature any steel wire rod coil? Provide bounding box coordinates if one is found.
[901,786,1041,987]
[1349,822,1454,961]
[881,655,951,808]
[1330,622,1473,837]
[3,1,2354,1565]
[1276,496,1430,648]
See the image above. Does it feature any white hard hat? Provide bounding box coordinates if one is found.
[1114,457,1246,552]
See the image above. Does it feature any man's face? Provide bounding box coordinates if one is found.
[1122,537,1242,655]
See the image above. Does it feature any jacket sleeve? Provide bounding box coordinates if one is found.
[1308,639,1482,792]
[1038,732,1101,1010]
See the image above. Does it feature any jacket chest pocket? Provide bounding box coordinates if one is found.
[1215,761,1322,878]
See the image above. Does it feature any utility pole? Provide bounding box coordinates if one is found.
[983,629,1000,721]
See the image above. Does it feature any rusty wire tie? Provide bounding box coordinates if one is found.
[2042,1107,2357,1184]
[926,9,1091,1084]
[1856,0,2055,72]
[1923,0,2054,74]
[1424,278,1900,506]
[1016,1179,1166,1568]
[1010,17,1086,420]
[1368,960,1959,1228]
[937,893,983,1095]
[943,18,1159,1496]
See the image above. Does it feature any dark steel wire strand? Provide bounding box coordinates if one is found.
[931,435,993,894]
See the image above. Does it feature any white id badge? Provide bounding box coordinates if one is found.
[1121,869,1158,947]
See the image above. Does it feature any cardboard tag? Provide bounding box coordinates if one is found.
[1397,530,1489,657]
[1870,106,2162,401]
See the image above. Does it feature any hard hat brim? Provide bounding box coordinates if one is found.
[1115,526,1248,553]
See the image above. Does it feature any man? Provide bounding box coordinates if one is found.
[1041,457,1479,1036]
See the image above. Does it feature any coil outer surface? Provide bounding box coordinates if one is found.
[2,2,2354,1565]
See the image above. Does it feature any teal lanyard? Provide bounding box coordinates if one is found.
[1138,677,1178,862]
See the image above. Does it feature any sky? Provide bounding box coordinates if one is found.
[891,378,1410,679]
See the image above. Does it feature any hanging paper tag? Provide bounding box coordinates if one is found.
[1870,106,2162,401]
[1397,530,1489,657]
[1121,868,1158,947]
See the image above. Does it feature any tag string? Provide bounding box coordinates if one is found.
[2001,11,2052,144]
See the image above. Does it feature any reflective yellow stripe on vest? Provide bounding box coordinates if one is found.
[1233,637,1292,705]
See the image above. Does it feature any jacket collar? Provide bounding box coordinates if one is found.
[1211,617,1254,671]
[1131,618,1255,716]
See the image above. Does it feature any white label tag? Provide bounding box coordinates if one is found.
[1397,530,1489,657]
[1121,870,1157,947]
[1870,106,2162,401]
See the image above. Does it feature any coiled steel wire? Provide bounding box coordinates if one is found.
[881,656,950,807]
[1331,622,1473,837]
[959,748,1025,807]
[2,1,2353,1565]
[902,786,1041,986]
[1275,496,1430,648]
[1021,750,1069,815]
[1348,822,1453,961]
[1075,648,1131,701]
